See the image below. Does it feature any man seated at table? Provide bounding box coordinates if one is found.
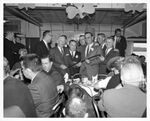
[4,57,37,117]
[94,56,124,90]
[41,54,64,93]
[21,54,59,117]
[98,56,146,117]
[65,97,88,118]
[66,84,96,117]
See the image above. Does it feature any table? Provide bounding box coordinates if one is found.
[72,76,111,97]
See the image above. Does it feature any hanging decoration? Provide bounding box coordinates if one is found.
[18,4,35,10]
[124,3,145,14]
[66,3,95,19]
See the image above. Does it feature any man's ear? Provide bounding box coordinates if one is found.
[84,113,88,118]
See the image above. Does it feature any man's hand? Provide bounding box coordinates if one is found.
[99,56,105,61]
[57,85,64,93]
[10,68,20,76]
[76,62,82,67]
[114,49,119,52]
[60,64,67,70]
[85,59,90,63]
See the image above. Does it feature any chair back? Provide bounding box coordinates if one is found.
[98,74,107,80]
[92,89,107,117]
[50,92,66,117]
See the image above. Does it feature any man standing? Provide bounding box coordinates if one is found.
[41,55,64,93]
[22,54,59,117]
[4,32,16,69]
[97,33,107,52]
[67,40,81,76]
[80,32,103,80]
[113,28,127,57]
[50,35,69,76]
[35,30,52,58]
[100,37,119,74]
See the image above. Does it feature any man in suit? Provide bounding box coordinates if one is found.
[77,35,86,53]
[79,32,103,80]
[35,30,52,58]
[98,56,146,117]
[4,57,37,117]
[97,33,107,52]
[4,32,16,69]
[113,28,127,57]
[100,37,119,74]
[41,54,65,93]
[50,35,69,76]
[21,54,59,117]
[66,40,81,77]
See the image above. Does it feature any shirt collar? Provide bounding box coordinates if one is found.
[87,43,93,48]
[43,39,47,45]
[31,71,40,83]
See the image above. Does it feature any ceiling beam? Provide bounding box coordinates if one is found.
[4,6,41,26]
[122,11,146,28]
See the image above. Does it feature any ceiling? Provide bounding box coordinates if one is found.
[4,4,146,28]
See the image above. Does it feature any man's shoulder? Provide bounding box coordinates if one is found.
[50,46,58,51]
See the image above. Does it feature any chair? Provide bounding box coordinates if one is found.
[50,92,67,117]
[92,88,107,117]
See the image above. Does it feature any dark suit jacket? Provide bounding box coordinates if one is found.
[28,71,59,117]
[100,48,119,74]
[80,43,103,79]
[106,74,121,90]
[35,40,50,58]
[4,38,16,69]
[4,76,37,117]
[66,50,81,76]
[47,63,65,86]
[113,36,127,57]
[50,46,69,75]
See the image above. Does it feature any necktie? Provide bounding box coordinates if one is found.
[86,46,90,56]
[61,48,64,55]
[71,51,74,57]
[105,49,108,55]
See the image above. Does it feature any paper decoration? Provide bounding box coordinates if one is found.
[124,4,145,14]
[66,3,95,19]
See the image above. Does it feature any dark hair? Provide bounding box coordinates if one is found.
[65,97,87,117]
[97,33,105,37]
[107,36,114,41]
[43,30,51,38]
[22,54,42,72]
[115,28,121,34]
[69,39,77,45]
[67,85,83,98]
[60,35,67,40]
[85,32,93,37]
[79,35,85,38]
[41,54,52,61]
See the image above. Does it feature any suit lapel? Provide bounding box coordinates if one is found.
[105,48,113,58]
[56,47,63,56]
[87,44,95,57]
[42,40,49,51]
